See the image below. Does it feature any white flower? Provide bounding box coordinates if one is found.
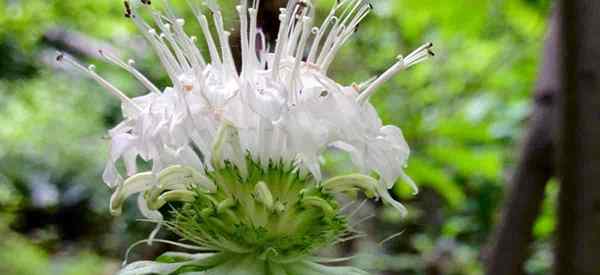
[59,0,433,273]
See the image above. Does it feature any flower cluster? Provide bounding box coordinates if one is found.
[59,0,432,274]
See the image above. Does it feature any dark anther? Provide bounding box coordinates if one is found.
[320,90,329,97]
[141,0,152,5]
[56,52,64,62]
[124,1,133,18]
[296,1,309,16]
[354,23,360,33]
[426,42,435,56]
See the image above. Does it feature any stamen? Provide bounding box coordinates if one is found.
[197,14,223,66]
[210,8,237,79]
[248,7,259,73]
[288,14,313,103]
[131,12,183,82]
[99,49,162,95]
[153,13,191,71]
[320,2,371,72]
[271,6,295,78]
[356,42,434,104]
[236,4,250,75]
[378,230,405,246]
[56,52,142,112]
[168,14,207,69]
[124,1,133,18]
[56,52,64,62]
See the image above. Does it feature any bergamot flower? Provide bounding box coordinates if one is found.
[58,0,433,274]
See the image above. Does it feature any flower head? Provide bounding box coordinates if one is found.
[58,0,432,274]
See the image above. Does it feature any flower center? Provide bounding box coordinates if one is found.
[165,158,347,262]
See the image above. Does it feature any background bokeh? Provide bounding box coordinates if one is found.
[0,0,552,274]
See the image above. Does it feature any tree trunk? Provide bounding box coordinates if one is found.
[555,0,600,274]
[485,10,560,275]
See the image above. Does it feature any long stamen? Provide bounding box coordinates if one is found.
[131,11,182,82]
[209,6,237,79]
[271,1,300,79]
[320,1,371,72]
[98,49,162,95]
[307,11,337,64]
[247,7,259,73]
[187,0,223,67]
[356,42,434,104]
[152,14,191,71]
[288,15,313,104]
[148,28,184,79]
[56,52,142,112]
[173,18,207,69]
[236,2,250,75]
[162,0,206,68]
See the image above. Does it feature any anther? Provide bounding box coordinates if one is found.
[56,52,64,62]
[426,42,435,56]
[123,1,133,18]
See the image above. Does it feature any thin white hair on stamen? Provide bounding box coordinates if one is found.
[378,230,405,246]
[122,238,215,266]
[348,199,368,219]
[98,49,162,95]
[332,233,368,245]
[56,52,142,112]
[350,213,376,228]
[308,255,358,263]
[339,200,357,212]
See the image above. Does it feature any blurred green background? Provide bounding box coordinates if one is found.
[0,0,552,274]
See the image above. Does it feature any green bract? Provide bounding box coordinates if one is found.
[118,158,376,275]
[168,158,347,261]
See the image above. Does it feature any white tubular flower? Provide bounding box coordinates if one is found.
[59,0,432,274]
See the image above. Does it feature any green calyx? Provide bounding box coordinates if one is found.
[165,157,347,263]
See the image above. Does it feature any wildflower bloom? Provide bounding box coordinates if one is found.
[58,0,432,274]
